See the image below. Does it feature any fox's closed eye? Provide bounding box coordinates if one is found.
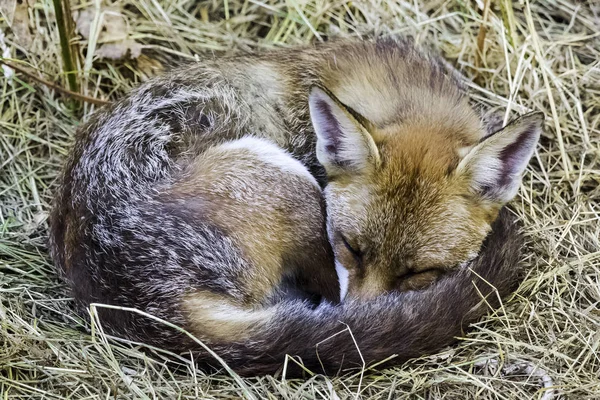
[340,234,362,258]
[396,269,443,291]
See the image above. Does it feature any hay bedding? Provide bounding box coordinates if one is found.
[0,0,598,398]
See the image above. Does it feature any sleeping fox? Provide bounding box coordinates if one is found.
[49,37,541,375]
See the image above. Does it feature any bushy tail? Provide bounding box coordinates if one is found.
[210,208,524,376]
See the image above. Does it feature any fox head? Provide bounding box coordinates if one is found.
[308,86,543,300]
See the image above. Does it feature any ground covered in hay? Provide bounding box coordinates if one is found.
[1,0,599,398]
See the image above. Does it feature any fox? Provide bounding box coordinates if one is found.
[49,37,541,375]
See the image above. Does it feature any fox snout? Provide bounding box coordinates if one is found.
[346,276,388,300]
[334,261,382,301]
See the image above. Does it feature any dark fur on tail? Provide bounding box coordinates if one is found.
[209,208,523,376]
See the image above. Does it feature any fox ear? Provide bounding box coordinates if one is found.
[458,112,543,204]
[309,86,380,177]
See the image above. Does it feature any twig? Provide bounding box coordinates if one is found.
[52,0,80,93]
[0,60,110,106]
[475,0,491,69]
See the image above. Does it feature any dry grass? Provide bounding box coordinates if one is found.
[1,0,599,398]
